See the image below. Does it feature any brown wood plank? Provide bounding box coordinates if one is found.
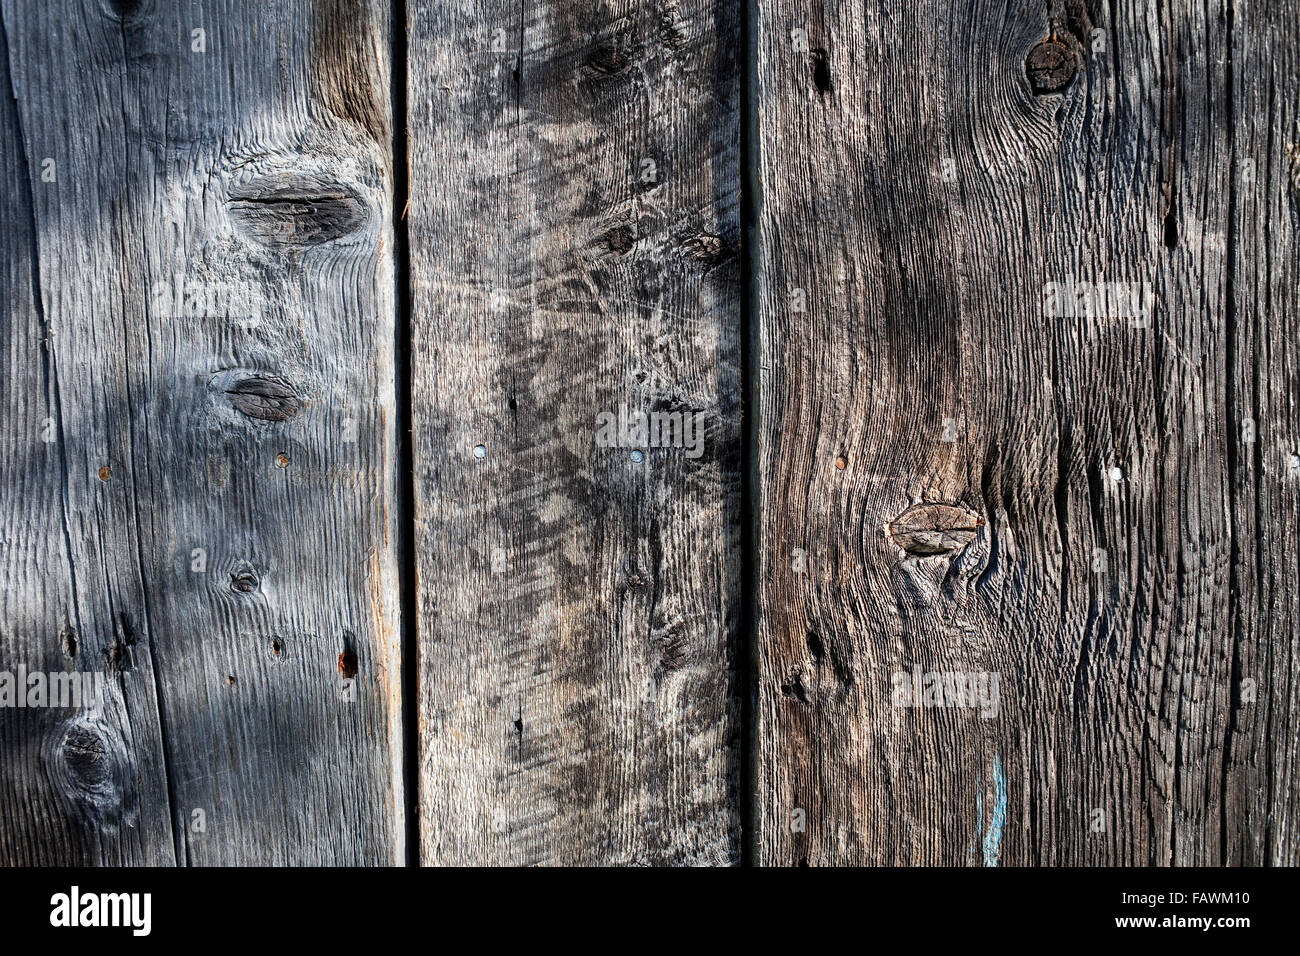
[754,0,1299,865]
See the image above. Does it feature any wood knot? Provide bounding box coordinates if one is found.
[61,723,111,788]
[810,48,832,95]
[779,668,809,704]
[681,233,728,264]
[657,627,690,672]
[606,225,636,254]
[888,503,984,555]
[585,46,629,75]
[61,625,79,659]
[338,648,358,679]
[228,174,365,246]
[100,0,148,22]
[657,15,687,52]
[229,564,260,593]
[49,717,125,818]
[1025,40,1076,94]
[227,375,300,422]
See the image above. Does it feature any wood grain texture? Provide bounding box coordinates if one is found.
[754,0,1299,865]
[0,0,402,865]
[2,0,1294,869]
[407,0,743,864]
[1224,0,1300,866]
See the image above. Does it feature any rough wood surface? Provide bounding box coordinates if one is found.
[0,0,403,865]
[2,0,1295,869]
[407,0,743,864]
[754,0,1300,865]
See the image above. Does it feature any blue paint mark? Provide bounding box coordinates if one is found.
[982,754,1007,867]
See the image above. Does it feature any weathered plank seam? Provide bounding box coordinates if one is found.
[390,0,420,868]
[741,0,763,868]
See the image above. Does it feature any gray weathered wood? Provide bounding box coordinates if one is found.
[4,0,1295,869]
[1224,0,1300,865]
[0,0,403,865]
[754,0,1300,865]
[407,0,743,864]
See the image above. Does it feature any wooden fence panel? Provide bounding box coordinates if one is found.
[2,0,1294,869]
[0,0,402,865]
[754,0,1299,865]
[407,0,743,864]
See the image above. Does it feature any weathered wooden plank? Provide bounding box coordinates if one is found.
[408,0,742,863]
[1224,0,1300,865]
[0,0,402,864]
[754,0,1299,865]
